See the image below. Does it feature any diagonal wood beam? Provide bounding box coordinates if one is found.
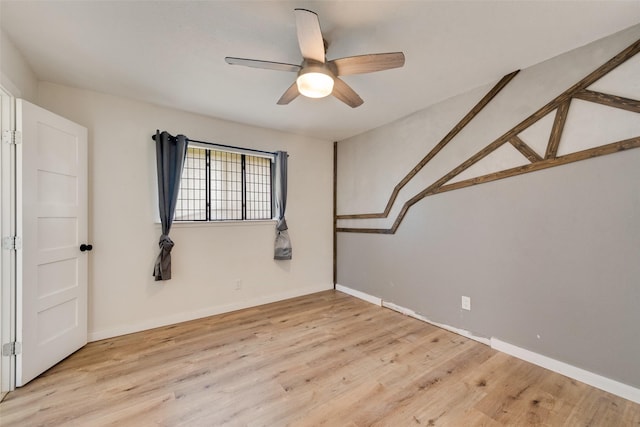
[509,135,543,163]
[545,101,571,159]
[573,89,640,114]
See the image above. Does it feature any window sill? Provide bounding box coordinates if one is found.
[155,219,277,229]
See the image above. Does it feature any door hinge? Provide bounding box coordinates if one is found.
[2,236,21,250]
[2,342,21,356]
[2,130,22,145]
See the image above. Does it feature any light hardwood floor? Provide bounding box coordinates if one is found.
[1,290,638,426]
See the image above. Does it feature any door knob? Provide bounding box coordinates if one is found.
[80,244,93,252]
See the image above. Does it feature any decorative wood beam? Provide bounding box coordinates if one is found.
[509,135,543,163]
[336,70,520,220]
[573,89,640,114]
[336,137,640,234]
[335,227,394,235]
[333,141,338,285]
[545,101,570,159]
[337,38,640,234]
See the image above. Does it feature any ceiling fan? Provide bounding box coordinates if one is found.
[225,8,405,108]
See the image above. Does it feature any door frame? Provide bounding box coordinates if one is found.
[1,85,17,394]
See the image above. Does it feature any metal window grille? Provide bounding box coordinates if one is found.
[175,147,273,221]
[175,147,207,221]
[210,150,242,220]
[245,155,272,220]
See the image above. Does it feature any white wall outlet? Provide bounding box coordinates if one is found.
[461,296,471,311]
[235,280,242,290]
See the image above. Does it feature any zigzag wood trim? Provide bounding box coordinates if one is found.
[337,38,640,234]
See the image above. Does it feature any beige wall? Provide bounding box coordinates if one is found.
[0,29,37,101]
[36,82,334,340]
[1,24,334,344]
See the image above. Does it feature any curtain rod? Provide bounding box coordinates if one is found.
[151,131,277,156]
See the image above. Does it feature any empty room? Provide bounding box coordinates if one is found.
[1,1,639,425]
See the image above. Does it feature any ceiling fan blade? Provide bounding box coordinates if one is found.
[277,82,300,105]
[294,8,325,63]
[330,52,405,76]
[332,77,364,108]
[225,57,301,72]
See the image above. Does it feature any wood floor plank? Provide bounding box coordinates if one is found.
[1,290,638,426]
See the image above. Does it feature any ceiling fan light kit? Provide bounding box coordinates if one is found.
[225,8,405,108]
[296,64,334,98]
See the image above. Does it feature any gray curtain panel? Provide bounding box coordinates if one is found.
[153,130,188,280]
[274,151,292,260]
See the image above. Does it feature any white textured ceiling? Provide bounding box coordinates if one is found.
[1,1,639,141]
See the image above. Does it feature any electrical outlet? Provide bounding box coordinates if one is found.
[235,280,242,291]
[461,296,471,311]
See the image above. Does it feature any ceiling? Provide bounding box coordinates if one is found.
[1,1,639,141]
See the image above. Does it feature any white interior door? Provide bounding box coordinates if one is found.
[16,99,88,386]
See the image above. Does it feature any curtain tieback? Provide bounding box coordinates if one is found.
[276,218,288,231]
[158,234,174,252]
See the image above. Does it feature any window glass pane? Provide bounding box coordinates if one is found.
[245,155,272,220]
[175,147,207,221]
[210,150,242,220]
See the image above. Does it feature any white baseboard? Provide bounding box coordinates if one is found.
[335,284,488,345]
[335,284,640,404]
[381,300,491,346]
[88,284,332,342]
[491,338,640,404]
[335,284,382,306]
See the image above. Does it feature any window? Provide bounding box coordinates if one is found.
[175,146,273,221]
